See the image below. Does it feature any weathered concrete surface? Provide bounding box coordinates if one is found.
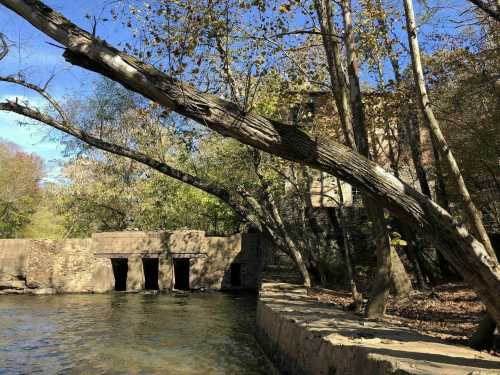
[26,239,114,293]
[158,257,173,290]
[0,231,265,294]
[0,239,30,280]
[93,231,264,291]
[127,256,145,291]
[256,282,500,375]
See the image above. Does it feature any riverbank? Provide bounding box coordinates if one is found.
[255,282,500,375]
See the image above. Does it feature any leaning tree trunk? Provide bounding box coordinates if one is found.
[403,0,496,261]
[2,0,500,326]
[403,0,498,347]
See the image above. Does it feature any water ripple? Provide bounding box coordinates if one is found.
[0,292,270,374]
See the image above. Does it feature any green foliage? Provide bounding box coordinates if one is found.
[21,202,66,239]
[0,139,43,238]
[52,80,245,237]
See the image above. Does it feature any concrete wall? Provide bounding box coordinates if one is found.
[0,230,264,294]
[92,230,263,291]
[256,282,500,375]
[0,239,31,280]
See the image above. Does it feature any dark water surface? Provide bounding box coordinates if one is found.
[0,292,272,374]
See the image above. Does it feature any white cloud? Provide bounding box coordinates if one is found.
[0,111,66,164]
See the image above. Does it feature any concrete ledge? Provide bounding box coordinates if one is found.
[256,282,500,375]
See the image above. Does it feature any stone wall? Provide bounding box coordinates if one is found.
[256,282,500,375]
[0,238,114,294]
[0,239,31,279]
[0,230,264,294]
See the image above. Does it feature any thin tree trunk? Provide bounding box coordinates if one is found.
[313,0,355,148]
[2,0,500,326]
[340,0,411,316]
[267,194,312,288]
[404,0,498,344]
[336,178,363,311]
[241,187,312,288]
[403,0,496,261]
[430,134,459,281]
[315,0,411,316]
[406,109,432,198]
[251,156,313,288]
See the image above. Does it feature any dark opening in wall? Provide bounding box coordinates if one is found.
[111,258,128,291]
[143,258,159,290]
[230,263,242,287]
[173,258,190,290]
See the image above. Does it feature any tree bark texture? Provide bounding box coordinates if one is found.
[1,0,499,325]
[403,0,496,261]
[341,0,411,315]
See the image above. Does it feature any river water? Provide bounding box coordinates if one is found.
[0,292,272,374]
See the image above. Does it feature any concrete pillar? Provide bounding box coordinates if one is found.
[158,257,173,291]
[127,256,144,291]
[91,259,114,292]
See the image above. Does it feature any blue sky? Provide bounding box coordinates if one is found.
[0,0,473,180]
[0,0,129,179]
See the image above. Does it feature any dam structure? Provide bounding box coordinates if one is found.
[0,230,265,294]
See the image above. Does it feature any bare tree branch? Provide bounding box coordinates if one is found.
[466,0,500,21]
[0,98,255,225]
[0,75,69,123]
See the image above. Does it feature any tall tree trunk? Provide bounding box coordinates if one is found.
[340,0,411,317]
[313,0,355,148]
[430,134,459,281]
[404,0,498,345]
[336,178,363,311]
[314,0,411,316]
[377,6,436,291]
[2,0,500,326]
[403,0,496,261]
[406,109,432,199]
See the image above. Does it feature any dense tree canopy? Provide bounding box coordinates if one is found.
[0,139,44,238]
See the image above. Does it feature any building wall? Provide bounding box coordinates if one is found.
[0,231,264,294]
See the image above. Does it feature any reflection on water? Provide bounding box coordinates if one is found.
[0,292,272,374]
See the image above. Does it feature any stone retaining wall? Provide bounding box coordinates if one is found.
[0,231,264,294]
[256,282,500,375]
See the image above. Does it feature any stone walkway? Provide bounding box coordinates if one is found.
[256,282,500,375]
